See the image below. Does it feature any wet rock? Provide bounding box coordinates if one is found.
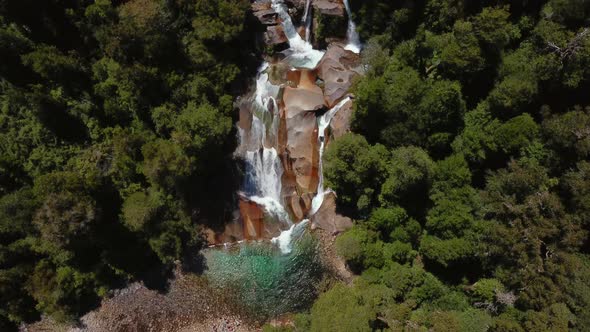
[282,85,325,193]
[313,0,345,16]
[285,0,306,10]
[317,43,361,107]
[284,191,314,221]
[254,8,279,25]
[312,3,347,49]
[238,196,286,240]
[265,25,288,46]
[286,193,305,220]
[310,192,352,234]
[239,198,264,239]
[286,110,319,192]
[282,85,325,113]
[252,0,272,12]
[237,99,253,132]
[330,97,353,138]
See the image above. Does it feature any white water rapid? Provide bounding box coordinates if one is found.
[342,0,361,53]
[271,219,309,254]
[240,62,287,224]
[310,97,351,215]
[271,0,324,69]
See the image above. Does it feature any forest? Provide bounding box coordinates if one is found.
[299,0,590,331]
[0,0,589,331]
[0,0,257,329]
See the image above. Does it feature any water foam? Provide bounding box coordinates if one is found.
[342,0,361,53]
[310,97,351,215]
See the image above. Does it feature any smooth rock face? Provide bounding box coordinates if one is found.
[310,192,352,234]
[282,84,325,193]
[330,96,353,138]
[239,197,286,240]
[313,0,345,16]
[283,85,325,114]
[317,43,361,107]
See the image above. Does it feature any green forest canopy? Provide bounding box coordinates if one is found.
[300,0,590,331]
[1,0,590,331]
[0,0,254,328]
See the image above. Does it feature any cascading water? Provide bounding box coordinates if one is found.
[310,97,351,215]
[205,1,362,321]
[271,0,324,69]
[235,0,362,255]
[342,0,361,53]
[271,219,309,254]
[239,62,290,226]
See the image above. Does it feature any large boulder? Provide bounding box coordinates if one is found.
[251,0,272,12]
[265,25,288,46]
[312,0,347,48]
[282,84,325,112]
[284,192,314,221]
[313,0,345,16]
[330,97,353,138]
[317,43,361,107]
[238,197,287,240]
[254,8,279,25]
[282,85,325,193]
[310,192,352,234]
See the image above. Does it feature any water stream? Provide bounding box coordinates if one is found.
[310,97,351,215]
[343,0,361,53]
[271,0,324,69]
[302,0,312,42]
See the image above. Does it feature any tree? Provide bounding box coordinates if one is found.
[380,146,434,217]
[426,20,485,78]
[324,133,388,215]
[309,283,378,332]
[543,106,590,166]
[121,189,163,232]
[172,101,232,154]
[354,58,466,152]
[335,227,383,272]
[472,6,520,49]
[482,160,585,310]
[141,139,191,189]
[424,0,465,33]
[495,113,540,156]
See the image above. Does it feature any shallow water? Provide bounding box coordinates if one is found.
[204,234,324,321]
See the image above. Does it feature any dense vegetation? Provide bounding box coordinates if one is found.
[2,0,590,331]
[0,0,256,329]
[298,0,590,331]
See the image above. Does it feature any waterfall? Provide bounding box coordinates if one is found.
[240,62,289,225]
[271,219,309,254]
[302,0,312,42]
[245,148,282,201]
[310,97,351,215]
[237,1,356,254]
[271,0,324,69]
[342,0,361,53]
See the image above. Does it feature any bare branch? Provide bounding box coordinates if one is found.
[547,28,589,61]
